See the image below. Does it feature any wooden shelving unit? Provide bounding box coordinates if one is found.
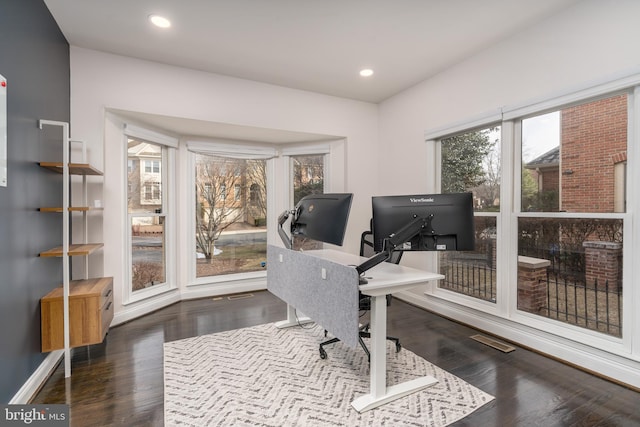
[38,120,108,378]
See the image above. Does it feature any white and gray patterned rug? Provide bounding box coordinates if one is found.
[164,323,493,426]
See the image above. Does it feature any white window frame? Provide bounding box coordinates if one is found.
[425,111,506,317]
[186,139,276,287]
[506,89,634,354]
[423,73,640,359]
[184,138,346,288]
[122,124,178,305]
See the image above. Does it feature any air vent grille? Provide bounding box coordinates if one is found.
[470,334,516,353]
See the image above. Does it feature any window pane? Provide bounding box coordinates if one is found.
[195,154,267,278]
[131,216,166,290]
[439,216,497,303]
[440,126,501,212]
[291,154,324,250]
[128,139,167,293]
[439,126,500,303]
[128,140,163,214]
[292,155,324,204]
[522,95,628,213]
[517,217,622,336]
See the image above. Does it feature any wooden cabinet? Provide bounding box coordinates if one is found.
[41,277,114,352]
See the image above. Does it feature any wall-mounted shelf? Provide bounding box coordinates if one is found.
[39,206,103,213]
[39,243,104,257]
[38,161,103,175]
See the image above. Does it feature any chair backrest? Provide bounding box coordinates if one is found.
[359,220,400,309]
[359,220,403,265]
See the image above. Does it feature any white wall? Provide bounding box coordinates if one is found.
[70,47,379,319]
[379,0,640,387]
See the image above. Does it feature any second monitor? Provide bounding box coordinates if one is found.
[371,192,475,253]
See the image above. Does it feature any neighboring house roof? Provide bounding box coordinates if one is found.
[128,141,161,158]
[525,146,559,169]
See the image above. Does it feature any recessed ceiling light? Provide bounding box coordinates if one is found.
[359,69,374,77]
[149,14,171,28]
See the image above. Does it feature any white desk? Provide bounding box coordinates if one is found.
[274,248,444,413]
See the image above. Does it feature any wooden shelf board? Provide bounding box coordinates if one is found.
[39,207,92,212]
[42,277,114,300]
[39,243,104,257]
[38,162,103,176]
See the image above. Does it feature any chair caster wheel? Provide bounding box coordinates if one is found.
[396,343,402,353]
[319,348,327,359]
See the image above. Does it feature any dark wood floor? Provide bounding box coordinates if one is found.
[32,291,640,426]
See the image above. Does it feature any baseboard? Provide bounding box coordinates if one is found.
[112,291,181,327]
[181,280,266,300]
[395,290,640,391]
[10,350,63,404]
[111,282,268,326]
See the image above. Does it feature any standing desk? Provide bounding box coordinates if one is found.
[267,245,444,413]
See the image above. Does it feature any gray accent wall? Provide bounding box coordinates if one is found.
[0,0,70,402]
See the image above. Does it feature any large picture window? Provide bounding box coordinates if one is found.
[194,154,267,278]
[430,86,633,342]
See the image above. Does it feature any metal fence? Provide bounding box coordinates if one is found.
[439,257,496,303]
[543,273,622,337]
[439,257,622,337]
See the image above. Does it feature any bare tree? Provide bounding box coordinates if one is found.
[195,155,245,261]
[474,138,501,209]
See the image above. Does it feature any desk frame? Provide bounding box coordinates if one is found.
[268,246,444,412]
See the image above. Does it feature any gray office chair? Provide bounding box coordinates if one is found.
[319,221,402,361]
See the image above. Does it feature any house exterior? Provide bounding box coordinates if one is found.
[524,95,627,213]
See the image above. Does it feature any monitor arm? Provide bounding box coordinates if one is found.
[356,214,434,275]
[278,209,295,249]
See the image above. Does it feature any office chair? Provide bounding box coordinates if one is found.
[319,221,402,361]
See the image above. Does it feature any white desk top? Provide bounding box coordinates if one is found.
[304,249,444,297]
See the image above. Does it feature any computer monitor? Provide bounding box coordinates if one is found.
[288,193,353,247]
[371,192,475,253]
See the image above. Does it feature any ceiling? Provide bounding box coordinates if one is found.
[44,0,581,104]
[43,0,581,142]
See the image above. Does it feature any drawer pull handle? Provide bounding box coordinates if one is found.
[106,302,113,311]
[105,289,112,298]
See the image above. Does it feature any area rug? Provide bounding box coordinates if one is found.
[164,323,493,426]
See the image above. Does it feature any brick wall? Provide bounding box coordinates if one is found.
[541,168,559,192]
[584,241,622,291]
[560,95,627,213]
[517,256,550,313]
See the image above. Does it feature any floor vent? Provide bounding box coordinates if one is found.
[470,334,516,353]
[227,293,254,301]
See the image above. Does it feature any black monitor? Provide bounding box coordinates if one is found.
[356,192,474,276]
[279,193,353,248]
[371,192,475,253]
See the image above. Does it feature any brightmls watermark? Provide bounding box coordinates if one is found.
[1,405,69,426]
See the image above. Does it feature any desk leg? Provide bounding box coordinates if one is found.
[351,295,438,413]
[370,294,387,397]
[274,304,313,328]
